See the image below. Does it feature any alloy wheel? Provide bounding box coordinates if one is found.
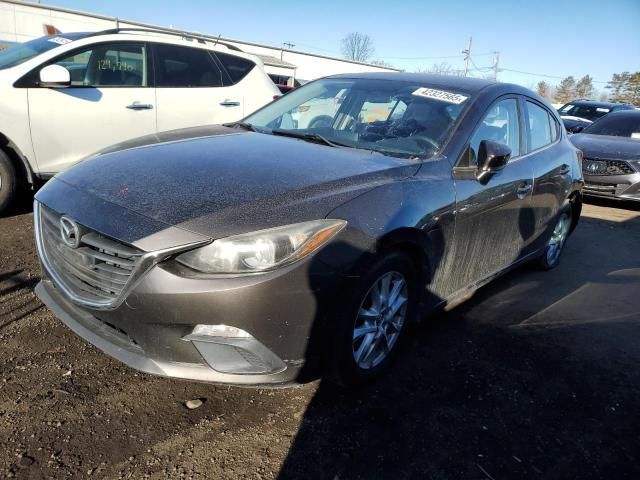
[352,271,408,370]
[546,211,571,265]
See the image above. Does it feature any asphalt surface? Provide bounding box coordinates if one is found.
[1,197,639,479]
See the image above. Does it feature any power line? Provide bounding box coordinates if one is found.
[500,68,609,84]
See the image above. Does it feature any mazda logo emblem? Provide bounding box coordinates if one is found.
[59,216,81,249]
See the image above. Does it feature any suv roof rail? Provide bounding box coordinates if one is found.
[94,27,243,52]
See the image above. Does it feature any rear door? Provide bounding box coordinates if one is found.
[28,42,156,174]
[152,44,244,131]
[524,99,574,254]
[447,96,535,294]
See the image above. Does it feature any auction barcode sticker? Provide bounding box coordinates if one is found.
[48,37,72,45]
[412,87,468,104]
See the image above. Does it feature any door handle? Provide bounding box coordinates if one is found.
[559,164,570,175]
[126,102,153,110]
[219,100,241,107]
[517,182,533,198]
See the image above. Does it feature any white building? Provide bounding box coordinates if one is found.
[0,0,399,84]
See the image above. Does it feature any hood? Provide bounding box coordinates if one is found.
[570,133,640,161]
[41,129,418,244]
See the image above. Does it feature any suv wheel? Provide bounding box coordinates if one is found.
[538,206,572,270]
[329,252,418,387]
[0,149,18,215]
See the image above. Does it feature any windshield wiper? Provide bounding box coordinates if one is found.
[224,121,258,132]
[271,129,352,148]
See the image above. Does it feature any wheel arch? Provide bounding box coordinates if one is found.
[0,131,35,188]
[567,189,582,234]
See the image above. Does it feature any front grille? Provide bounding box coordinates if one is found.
[582,158,635,176]
[36,203,144,306]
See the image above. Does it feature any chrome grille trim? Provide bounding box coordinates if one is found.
[582,158,634,176]
[34,201,210,310]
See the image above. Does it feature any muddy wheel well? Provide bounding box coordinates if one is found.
[0,132,33,190]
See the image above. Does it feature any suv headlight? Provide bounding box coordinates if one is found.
[175,219,347,274]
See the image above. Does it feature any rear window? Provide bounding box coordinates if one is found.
[153,44,223,87]
[584,114,640,138]
[215,51,255,85]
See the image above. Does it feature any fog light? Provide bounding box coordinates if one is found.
[182,325,286,375]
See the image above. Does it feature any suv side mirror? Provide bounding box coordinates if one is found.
[476,140,511,184]
[39,65,71,88]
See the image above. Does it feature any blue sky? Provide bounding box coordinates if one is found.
[44,0,639,93]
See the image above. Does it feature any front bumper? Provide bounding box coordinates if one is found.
[582,171,640,202]
[35,254,342,386]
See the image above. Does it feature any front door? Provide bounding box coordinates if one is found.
[28,42,156,174]
[446,97,535,296]
[152,44,244,132]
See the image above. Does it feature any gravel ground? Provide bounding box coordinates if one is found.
[1,198,639,479]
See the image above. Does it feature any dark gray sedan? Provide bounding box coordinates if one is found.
[34,73,584,387]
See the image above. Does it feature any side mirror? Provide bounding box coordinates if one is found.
[39,64,71,88]
[476,140,511,184]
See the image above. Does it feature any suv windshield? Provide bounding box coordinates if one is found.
[244,78,469,158]
[558,103,611,122]
[0,33,92,70]
[583,113,640,139]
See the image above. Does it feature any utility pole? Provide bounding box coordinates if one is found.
[462,36,472,77]
[493,51,500,81]
[281,41,295,60]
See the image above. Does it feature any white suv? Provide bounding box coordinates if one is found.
[0,29,280,213]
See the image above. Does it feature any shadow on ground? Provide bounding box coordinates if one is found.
[277,208,640,479]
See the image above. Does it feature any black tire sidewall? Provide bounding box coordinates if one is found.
[0,150,18,214]
[328,251,419,387]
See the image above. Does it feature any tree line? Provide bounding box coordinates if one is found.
[536,72,639,105]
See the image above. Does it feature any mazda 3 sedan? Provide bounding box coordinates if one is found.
[34,73,584,387]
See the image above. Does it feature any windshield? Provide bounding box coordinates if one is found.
[558,103,611,122]
[244,78,469,158]
[583,113,640,139]
[0,33,91,70]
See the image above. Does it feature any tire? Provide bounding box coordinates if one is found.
[328,251,419,387]
[537,205,573,270]
[0,149,18,215]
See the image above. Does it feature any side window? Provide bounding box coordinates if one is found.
[550,115,560,142]
[466,98,520,166]
[215,51,255,85]
[53,43,146,87]
[153,44,223,87]
[527,101,552,151]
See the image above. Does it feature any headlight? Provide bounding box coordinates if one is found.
[175,219,347,274]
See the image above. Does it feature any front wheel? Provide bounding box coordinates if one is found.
[328,252,419,387]
[537,207,572,270]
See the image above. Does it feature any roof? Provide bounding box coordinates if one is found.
[327,72,499,93]
[256,55,296,69]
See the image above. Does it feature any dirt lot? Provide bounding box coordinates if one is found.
[1,198,639,479]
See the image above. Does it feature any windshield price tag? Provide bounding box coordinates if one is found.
[48,37,72,45]
[412,87,468,104]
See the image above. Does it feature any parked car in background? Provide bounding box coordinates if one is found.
[34,73,583,387]
[570,110,640,202]
[558,99,635,133]
[0,29,279,213]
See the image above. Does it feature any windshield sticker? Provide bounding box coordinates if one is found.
[596,107,610,113]
[412,87,468,104]
[48,37,72,45]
